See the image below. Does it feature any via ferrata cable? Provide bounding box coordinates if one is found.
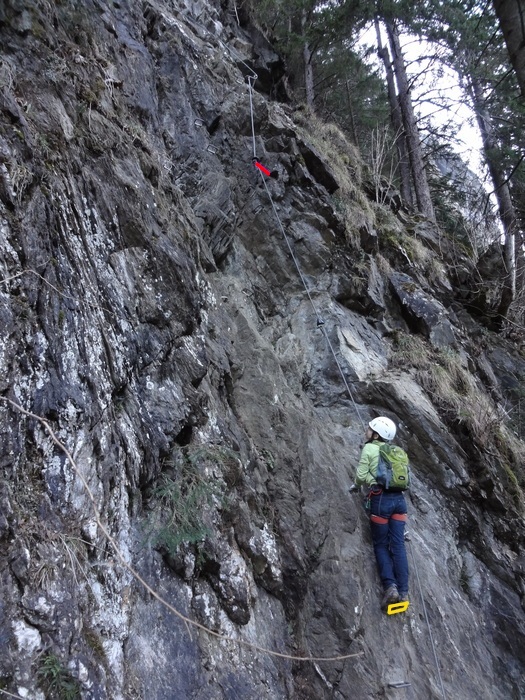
[247,75,258,159]
[246,76,367,433]
[407,539,447,699]
[246,70,448,697]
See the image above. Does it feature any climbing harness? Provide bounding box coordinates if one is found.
[364,485,383,510]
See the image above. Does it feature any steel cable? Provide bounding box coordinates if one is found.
[247,77,367,432]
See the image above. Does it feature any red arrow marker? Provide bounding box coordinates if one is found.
[254,160,272,177]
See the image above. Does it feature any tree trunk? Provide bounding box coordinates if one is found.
[302,9,315,109]
[375,17,413,207]
[492,0,525,97]
[345,80,359,147]
[470,73,517,321]
[386,20,435,221]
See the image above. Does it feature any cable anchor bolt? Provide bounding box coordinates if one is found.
[316,318,325,327]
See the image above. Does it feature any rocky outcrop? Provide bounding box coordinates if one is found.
[0,1,524,699]
[389,271,456,348]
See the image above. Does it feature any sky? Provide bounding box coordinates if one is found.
[358,24,486,179]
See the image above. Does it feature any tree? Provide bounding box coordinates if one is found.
[246,0,367,110]
[492,0,525,97]
[383,17,436,220]
[313,39,391,148]
[301,6,315,107]
[374,16,413,205]
[469,71,518,319]
[248,0,524,324]
[411,0,524,324]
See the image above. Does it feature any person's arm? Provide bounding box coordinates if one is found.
[355,443,378,487]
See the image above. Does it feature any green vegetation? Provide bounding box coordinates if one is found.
[458,563,470,595]
[494,426,525,505]
[391,332,493,433]
[294,107,375,246]
[37,654,80,700]
[148,472,215,551]
[390,331,524,504]
[259,448,276,471]
[84,627,107,664]
[146,445,236,555]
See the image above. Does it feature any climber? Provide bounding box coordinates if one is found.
[350,417,409,611]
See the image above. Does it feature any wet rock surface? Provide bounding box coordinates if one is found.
[0,1,524,699]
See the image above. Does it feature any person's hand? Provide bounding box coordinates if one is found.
[349,484,359,494]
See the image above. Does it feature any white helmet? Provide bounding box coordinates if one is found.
[369,416,396,441]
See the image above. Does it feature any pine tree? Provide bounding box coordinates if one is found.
[492,0,525,97]
[374,16,413,206]
[409,0,524,325]
[385,17,435,220]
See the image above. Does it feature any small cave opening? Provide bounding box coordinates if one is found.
[175,423,193,446]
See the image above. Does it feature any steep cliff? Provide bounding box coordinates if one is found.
[1,1,524,699]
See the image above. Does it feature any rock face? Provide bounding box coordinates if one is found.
[0,1,524,699]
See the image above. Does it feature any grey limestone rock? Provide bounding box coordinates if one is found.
[0,1,523,699]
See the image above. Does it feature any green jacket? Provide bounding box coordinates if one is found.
[355,440,385,487]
